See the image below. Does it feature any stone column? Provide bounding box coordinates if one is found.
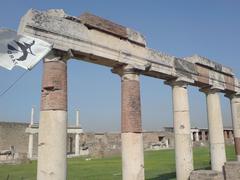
[75,110,80,156]
[167,80,193,180]
[191,132,194,141]
[28,107,34,159]
[113,66,144,180]
[201,88,226,171]
[227,94,240,161]
[165,139,169,148]
[201,131,206,141]
[195,132,199,142]
[224,130,228,140]
[37,51,68,180]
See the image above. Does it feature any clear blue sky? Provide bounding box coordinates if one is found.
[0,1,239,132]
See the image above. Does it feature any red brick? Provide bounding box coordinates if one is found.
[41,60,67,111]
[121,79,142,133]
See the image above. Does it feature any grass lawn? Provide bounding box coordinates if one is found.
[0,145,236,180]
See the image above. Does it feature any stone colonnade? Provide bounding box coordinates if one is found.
[36,52,240,180]
[26,108,83,160]
[18,9,240,180]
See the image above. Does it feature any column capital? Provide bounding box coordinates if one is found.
[112,64,140,75]
[164,77,193,88]
[112,65,140,81]
[225,92,240,100]
[199,86,221,94]
[44,49,71,63]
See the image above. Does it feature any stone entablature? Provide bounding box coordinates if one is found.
[18,9,240,95]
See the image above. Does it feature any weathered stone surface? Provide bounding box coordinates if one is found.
[0,122,29,154]
[174,58,197,79]
[234,79,240,95]
[18,9,240,92]
[185,55,233,75]
[79,13,146,47]
[224,161,240,180]
[79,13,127,39]
[185,55,236,92]
[195,64,210,85]
[190,170,224,180]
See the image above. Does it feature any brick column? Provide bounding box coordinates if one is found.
[226,94,240,161]
[37,51,68,180]
[201,88,226,171]
[113,65,144,180]
[166,80,193,180]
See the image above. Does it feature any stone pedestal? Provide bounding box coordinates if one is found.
[190,170,224,180]
[224,161,240,180]
[202,88,226,171]
[37,51,68,180]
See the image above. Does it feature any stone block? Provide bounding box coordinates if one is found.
[190,170,224,180]
[224,161,240,180]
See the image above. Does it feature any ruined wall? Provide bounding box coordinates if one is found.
[0,122,29,153]
[67,131,174,158]
[143,131,174,149]
[1,122,233,159]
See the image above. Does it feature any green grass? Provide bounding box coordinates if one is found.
[0,145,236,180]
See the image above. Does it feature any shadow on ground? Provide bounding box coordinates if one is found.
[147,172,176,180]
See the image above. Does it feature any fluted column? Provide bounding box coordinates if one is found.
[113,65,144,180]
[201,88,226,171]
[166,80,193,180]
[37,51,68,180]
[227,94,240,161]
